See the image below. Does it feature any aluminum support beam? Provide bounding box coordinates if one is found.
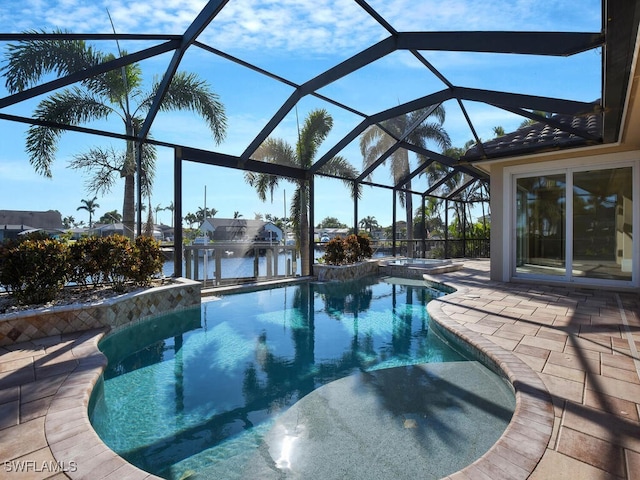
[397,31,603,56]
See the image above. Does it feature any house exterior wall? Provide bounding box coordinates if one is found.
[489,164,506,282]
[262,223,283,242]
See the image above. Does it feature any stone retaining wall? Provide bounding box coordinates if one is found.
[313,259,380,281]
[0,278,201,346]
[313,258,463,282]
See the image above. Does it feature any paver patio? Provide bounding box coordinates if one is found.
[0,259,638,479]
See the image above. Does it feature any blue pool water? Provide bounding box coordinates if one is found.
[90,276,513,479]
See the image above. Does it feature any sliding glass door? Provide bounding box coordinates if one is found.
[515,166,633,283]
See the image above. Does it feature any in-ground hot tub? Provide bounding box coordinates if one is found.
[379,257,463,279]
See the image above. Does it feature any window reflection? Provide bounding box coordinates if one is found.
[516,174,566,276]
[573,167,632,280]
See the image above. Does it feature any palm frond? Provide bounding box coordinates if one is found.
[412,122,451,151]
[91,51,143,107]
[26,87,114,176]
[149,71,227,144]
[297,109,332,168]
[318,155,362,200]
[70,147,123,195]
[244,171,280,203]
[290,185,305,233]
[139,141,157,198]
[389,148,410,183]
[254,138,297,167]
[2,29,105,93]
[359,126,394,177]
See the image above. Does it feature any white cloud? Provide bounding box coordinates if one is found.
[366,0,600,32]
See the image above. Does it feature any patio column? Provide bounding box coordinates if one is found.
[392,188,397,256]
[308,174,315,276]
[421,195,426,258]
[353,180,358,235]
[462,200,467,258]
[445,199,449,258]
[174,147,183,277]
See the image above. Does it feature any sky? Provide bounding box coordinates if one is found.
[0,0,602,229]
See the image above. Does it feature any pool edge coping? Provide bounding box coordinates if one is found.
[47,278,553,480]
[427,282,554,480]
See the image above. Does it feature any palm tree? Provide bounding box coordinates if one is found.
[165,201,175,228]
[184,212,198,229]
[442,141,490,239]
[98,210,122,224]
[492,126,505,137]
[62,215,76,229]
[195,207,216,224]
[360,106,451,256]
[233,211,243,219]
[154,203,165,224]
[77,196,99,228]
[2,29,226,238]
[245,109,361,275]
[359,215,379,234]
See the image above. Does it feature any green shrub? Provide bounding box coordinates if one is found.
[0,238,70,304]
[356,234,373,260]
[343,234,361,263]
[321,234,373,265]
[132,236,164,286]
[96,235,137,292]
[323,236,346,265]
[0,234,165,305]
[69,236,106,288]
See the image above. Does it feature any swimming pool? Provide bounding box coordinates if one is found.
[90,276,514,479]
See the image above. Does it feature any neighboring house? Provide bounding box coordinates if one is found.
[93,223,127,238]
[93,222,164,241]
[0,210,63,240]
[464,84,640,288]
[368,228,385,240]
[158,224,174,242]
[200,218,283,243]
[66,228,89,240]
[315,228,349,242]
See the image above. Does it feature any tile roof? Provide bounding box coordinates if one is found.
[0,210,63,230]
[461,109,603,162]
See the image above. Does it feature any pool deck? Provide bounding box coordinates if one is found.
[0,259,638,479]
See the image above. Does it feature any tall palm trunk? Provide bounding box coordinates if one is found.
[122,118,136,239]
[122,175,135,238]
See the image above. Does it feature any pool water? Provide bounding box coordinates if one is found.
[90,276,514,479]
